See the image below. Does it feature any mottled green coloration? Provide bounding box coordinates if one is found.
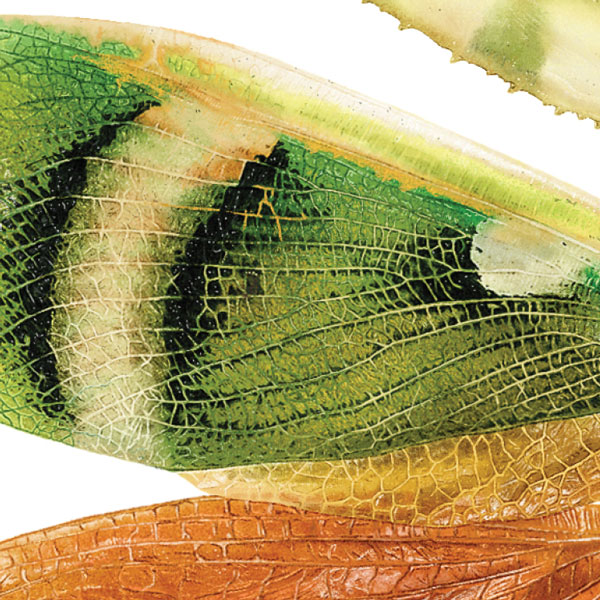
[1,17,599,475]
[471,1,547,86]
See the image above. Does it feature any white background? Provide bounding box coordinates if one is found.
[0,0,599,540]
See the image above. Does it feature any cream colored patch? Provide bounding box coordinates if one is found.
[472,218,596,297]
[137,99,276,182]
[49,99,277,465]
[539,0,600,122]
[51,144,181,464]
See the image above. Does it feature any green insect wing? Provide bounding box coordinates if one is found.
[0,16,599,527]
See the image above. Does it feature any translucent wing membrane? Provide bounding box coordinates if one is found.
[366,0,600,124]
[1,496,600,600]
[1,16,600,528]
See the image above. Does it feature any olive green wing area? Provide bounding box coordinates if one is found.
[166,136,600,471]
[1,16,599,489]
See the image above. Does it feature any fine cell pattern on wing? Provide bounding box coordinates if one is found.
[1,496,600,600]
[1,16,600,525]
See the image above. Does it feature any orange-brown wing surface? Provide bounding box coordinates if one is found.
[1,496,600,599]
